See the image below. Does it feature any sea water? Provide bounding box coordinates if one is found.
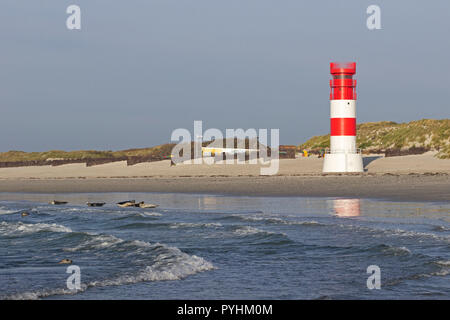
[0,193,448,299]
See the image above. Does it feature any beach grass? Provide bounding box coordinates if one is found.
[298,119,450,158]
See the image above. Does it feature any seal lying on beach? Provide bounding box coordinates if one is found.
[58,259,72,264]
[117,200,136,208]
[137,202,159,209]
[49,201,68,205]
[117,200,159,208]
[87,202,105,207]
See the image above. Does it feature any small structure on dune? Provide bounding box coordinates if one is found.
[279,145,296,159]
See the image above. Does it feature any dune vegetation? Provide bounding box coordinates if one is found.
[298,119,450,159]
[0,144,176,163]
[1,119,449,163]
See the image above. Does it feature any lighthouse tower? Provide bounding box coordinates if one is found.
[322,62,363,173]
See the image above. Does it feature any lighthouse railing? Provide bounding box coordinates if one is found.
[325,148,362,155]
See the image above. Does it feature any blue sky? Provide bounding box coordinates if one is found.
[0,0,449,151]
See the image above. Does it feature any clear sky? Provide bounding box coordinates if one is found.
[0,0,449,151]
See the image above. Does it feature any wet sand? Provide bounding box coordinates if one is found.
[0,174,448,202]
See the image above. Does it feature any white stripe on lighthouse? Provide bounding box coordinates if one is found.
[330,136,357,153]
[330,100,356,118]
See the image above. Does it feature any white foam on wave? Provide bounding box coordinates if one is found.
[415,260,450,278]
[388,228,450,242]
[233,226,262,236]
[232,214,323,227]
[381,245,412,256]
[91,244,214,285]
[233,214,450,244]
[0,221,72,236]
[332,223,450,244]
[63,233,124,252]
[430,269,450,276]
[290,220,322,226]
[0,208,17,215]
[233,214,285,224]
[430,260,450,276]
[139,212,163,217]
[169,222,222,229]
[387,259,450,286]
[5,248,215,300]
[5,232,215,300]
[233,225,283,237]
[433,225,450,232]
[435,260,450,266]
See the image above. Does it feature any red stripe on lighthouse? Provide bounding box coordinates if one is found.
[330,118,356,136]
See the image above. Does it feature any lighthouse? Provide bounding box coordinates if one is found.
[322,62,363,173]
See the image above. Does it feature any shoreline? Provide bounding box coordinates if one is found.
[0,174,449,202]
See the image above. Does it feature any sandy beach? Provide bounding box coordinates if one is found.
[0,152,449,202]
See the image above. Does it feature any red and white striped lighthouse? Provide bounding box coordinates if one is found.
[322,62,363,173]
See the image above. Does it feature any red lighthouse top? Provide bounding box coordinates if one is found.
[330,62,356,100]
[330,62,356,75]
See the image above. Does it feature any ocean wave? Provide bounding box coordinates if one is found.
[5,244,214,300]
[4,229,215,299]
[432,225,450,232]
[0,208,17,215]
[92,245,214,284]
[230,214,324,227]
[5,249,214,300]
[386,228,449,242]
[430,270,450,276]
[116,221,222,230]
[109,211,162,221]
[232,226,285,237]
[328,222,450,243]
[169,222,222,229]
[434,260,450,266]
[62,233,124,252]
[289,220,322,226]
[227,214,449,244]
[384,259,450,288]
[116,222,160,230]
[429,260,450,276]
[0,221,72,236]
[46,207,164,218]
[139,212,163,217]
[232,215,286,224]
[377,244,412,256]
